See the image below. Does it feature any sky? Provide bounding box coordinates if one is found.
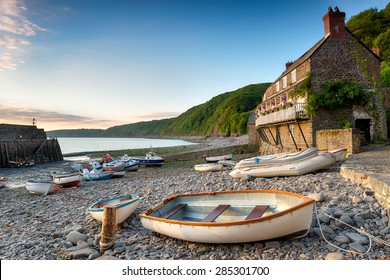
[0,0,389,131]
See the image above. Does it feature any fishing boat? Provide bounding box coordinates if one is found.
[25,180,58,195]
[81,170,114,181]
[88,194,140,224]
[9,159,35,168]
[0,177,8,188]
[234,147,318,169]
[52,172,82,187]
[102,160,125,171]
[140,190,315,243]
[229,152,336,179]
[205,154,232,163]
[194,163,224,172]
[118,155,139,171]
[133,151,165,167]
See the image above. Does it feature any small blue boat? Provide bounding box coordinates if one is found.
[133,151,165,167]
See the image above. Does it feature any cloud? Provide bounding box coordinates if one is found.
[0,104,120,129]
[135,111,181,120]
[0,0,46,70]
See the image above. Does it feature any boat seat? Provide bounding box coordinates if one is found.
[202,204,230,222]
[244,205,269,220]
[161,203,187,219]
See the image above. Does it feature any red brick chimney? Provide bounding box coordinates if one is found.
[322,6,346,40]
[285,61,293,70]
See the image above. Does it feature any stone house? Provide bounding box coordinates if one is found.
[250,7,388,154]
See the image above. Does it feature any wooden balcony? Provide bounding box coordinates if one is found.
[255,103,309,127]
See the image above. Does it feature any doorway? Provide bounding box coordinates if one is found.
[355,119,371,143]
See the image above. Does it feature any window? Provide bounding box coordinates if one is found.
[291,69,296,83]
[283,76,287,88]
[276,81,280,92]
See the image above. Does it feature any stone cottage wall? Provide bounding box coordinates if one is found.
[310,31,387,141]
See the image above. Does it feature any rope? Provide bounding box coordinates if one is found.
[99,234,116,250]
[314,203,390,255]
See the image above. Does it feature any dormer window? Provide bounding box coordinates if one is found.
[283,76,287,88]
[291,69,297,83]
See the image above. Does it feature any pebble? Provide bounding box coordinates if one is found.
[0,142,389,260]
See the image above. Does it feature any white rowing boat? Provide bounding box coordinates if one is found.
[25,180,58,195]
[140,190,315,243]
[88,194,140,224]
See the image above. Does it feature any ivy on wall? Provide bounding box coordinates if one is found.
[290,73,370,116]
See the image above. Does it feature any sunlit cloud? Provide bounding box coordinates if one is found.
[0,104,120,130]
[0,0,46,70]
[135,111,181,120]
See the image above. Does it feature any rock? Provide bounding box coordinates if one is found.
[66,231,87,245]
[355,211,375,220]
[334,235,350,244]
[67,248,95,259]
[76,240,89,250]
[325,253,344,260]
[337,214,354,228]
[352,196,363,204]
[88,250,101,260]
[345,233,369,245]
[308,193,326,202]
[349,242,367,253]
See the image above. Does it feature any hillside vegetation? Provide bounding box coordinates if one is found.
[47,83,270,138]
[346,3,390,86]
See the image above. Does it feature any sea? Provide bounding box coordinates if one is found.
[57,137,197,155]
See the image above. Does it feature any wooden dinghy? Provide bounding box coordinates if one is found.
[140,190,315,243]
[229,152,336,179]
[51,172,82,187]
[194,163,224,172]
[234,147,318,169]
[26,180,58,195]
[88,194,140,224]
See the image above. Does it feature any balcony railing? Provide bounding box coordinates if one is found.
[255,102,308,127]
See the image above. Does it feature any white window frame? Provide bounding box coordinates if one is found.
[282,76,287,88]
[275,81,280,92]
[291,69,297,83]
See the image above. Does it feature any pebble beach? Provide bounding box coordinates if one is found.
[1,137,389,261]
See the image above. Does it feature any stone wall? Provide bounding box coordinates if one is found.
[0,124,47,140]
[316,128,361,154]
[257,121,313,155]
[310,31,387,142]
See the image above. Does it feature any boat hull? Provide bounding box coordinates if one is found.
[229,152,336,179]
[194,163,223,172]
[140,190,315,243]
[82,171,114,181]
[88,194,140,224]
[52,173,82,187]
[205,154,232,163]
[26,180,57,195]
[234,147,318,169]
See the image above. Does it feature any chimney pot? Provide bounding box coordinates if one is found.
[323,6,346,40]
